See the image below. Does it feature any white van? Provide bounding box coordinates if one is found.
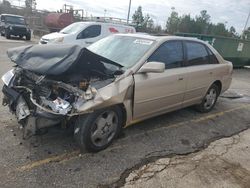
[39,21,136,46]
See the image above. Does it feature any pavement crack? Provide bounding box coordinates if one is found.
[99,126,250,188]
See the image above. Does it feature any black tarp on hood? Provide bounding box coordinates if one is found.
[7,44,123,76]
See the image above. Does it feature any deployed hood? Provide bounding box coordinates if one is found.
[7,44,123,76]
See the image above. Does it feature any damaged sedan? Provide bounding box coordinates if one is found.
[1,34,233,152]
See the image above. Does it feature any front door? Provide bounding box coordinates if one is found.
[133,40,187,120]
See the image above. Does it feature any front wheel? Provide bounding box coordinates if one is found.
[74,106,123,152]
[196,84,219,113]
[26,34,31,41]
[5,30,10,39]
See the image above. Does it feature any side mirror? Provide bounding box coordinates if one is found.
[138,62,165,73]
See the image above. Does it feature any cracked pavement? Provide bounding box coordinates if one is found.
[0,38,250,188]
[122,129,250,188]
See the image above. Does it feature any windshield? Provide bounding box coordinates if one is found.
[60,22,87,34]
[5,16,25,25]
[87,35,155,68]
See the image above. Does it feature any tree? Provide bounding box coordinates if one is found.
[243,27,250,40]
[166,11,179,34]
[132,6,144,28]
[143,14,154,30]
[164,9,237,38]
[211,23,228,36]
[1,0,11,7]
[154,25,162,33]
[178,14,197,33]
[229,26,236,37]
[25,0,36,10]
[132,6,157,32]
[195,10,211,34]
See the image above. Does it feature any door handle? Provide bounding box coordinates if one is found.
[209,72,213,75]
[178,77,184,81]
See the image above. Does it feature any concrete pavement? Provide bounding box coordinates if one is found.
[0,36,250,188]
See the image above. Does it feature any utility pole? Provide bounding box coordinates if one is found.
[127,0,132,23]
[242,9,250,39]
[104,9,107,18]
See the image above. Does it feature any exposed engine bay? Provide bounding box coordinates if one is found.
[2,44,128,138]
[11,68,110,117]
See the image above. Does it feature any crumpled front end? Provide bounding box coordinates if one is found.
[2,66,134,138]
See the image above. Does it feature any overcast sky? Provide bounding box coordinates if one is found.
[10,0,250,33]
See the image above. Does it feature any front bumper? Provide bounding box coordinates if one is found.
[8,27,30,36]
[2,85,65,137]
[2,84,64,119]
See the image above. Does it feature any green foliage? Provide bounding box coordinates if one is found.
[166,9,238,37]
[132,6,144,28]
[25,0,37,10]
[166,11,179,34]
[243,27,250,40]
[132,6,162,33]
[1,0,11,7]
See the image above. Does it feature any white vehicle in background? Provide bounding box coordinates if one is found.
[39,21,136,46]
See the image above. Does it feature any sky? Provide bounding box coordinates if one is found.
[9,0,250,33]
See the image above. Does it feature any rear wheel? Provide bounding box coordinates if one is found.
[74,106,123,152]
[196,84,219,113]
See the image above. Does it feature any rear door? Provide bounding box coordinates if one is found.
[182,41,218,106]
[76,24,102,46]
[133,40,188,120]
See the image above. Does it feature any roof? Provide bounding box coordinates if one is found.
[0,14,24,18]
[73,21,135,28]
[116,33,206,43]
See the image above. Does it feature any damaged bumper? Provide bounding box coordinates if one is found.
[1,68,100,137]
[1,64,134,139]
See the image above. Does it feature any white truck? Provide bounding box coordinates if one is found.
[39,21,136,46]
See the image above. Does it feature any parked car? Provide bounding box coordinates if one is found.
[39,21,136,46]
[0,14,31,40]
[2,34,232,152]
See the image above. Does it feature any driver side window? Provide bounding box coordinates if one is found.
[77,25,101,39]
[148,41,184,69]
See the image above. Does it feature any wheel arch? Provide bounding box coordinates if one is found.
[116,103,127,127]
[212,80,222,94]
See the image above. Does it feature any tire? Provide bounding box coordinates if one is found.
[74,106,123,152]
[5,30,10,39]
[0,32,4,36]
[26,34,31,41]
[196,84,219,113]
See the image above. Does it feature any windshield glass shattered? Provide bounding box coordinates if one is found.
[87,35,155,68]
[5,16,25,25]
[60,22,87,34]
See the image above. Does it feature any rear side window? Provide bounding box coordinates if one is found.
[207,48,219,64]
[186,42,209,66]
[148,41,184,69]
[78,25,101,39]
